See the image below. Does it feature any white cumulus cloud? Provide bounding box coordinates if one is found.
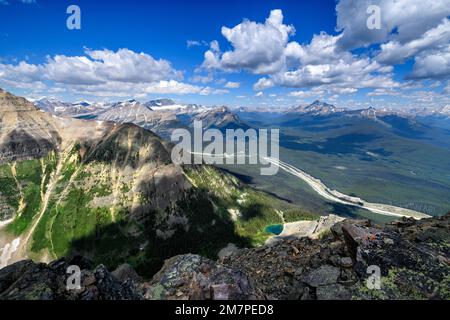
[0,48,226,98]
[377,18,450,65]
[336,0,450,50]
[201,9,295,74]
[203,10,400,94]
[224,81,240,89]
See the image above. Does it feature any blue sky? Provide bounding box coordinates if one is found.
[0,0,449,109]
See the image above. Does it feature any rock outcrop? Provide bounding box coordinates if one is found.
[0,256,143,300]
[0,214,448,300]
[144,254,263,300]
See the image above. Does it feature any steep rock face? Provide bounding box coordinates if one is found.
[0,89,61,163]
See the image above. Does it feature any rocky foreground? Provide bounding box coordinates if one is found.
[0,214,448,300]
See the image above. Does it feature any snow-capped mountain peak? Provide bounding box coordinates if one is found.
[440,105,450,115]
[291,100,344,116]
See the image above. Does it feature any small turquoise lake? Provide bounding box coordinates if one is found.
[265,224,284,235]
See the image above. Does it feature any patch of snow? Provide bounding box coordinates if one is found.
[366,151,378,157]
[0,237,21,268]
[151,104,187,111]
[228,208,242,222]
[0,218,13,228]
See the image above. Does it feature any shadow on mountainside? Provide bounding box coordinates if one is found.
[77,123,172,169]
[326,202,363,220]
[0,129,61,164]
[68,185,252,279]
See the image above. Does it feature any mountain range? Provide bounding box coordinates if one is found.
[28,95,450,218]
[32,97,252,139]
[242,100,450,119]
[32,96,450,135]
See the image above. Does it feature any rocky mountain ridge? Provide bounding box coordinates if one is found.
[32,96,250,138]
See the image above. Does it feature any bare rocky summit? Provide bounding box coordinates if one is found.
[224,214,449,300]
[1,214,448,300]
